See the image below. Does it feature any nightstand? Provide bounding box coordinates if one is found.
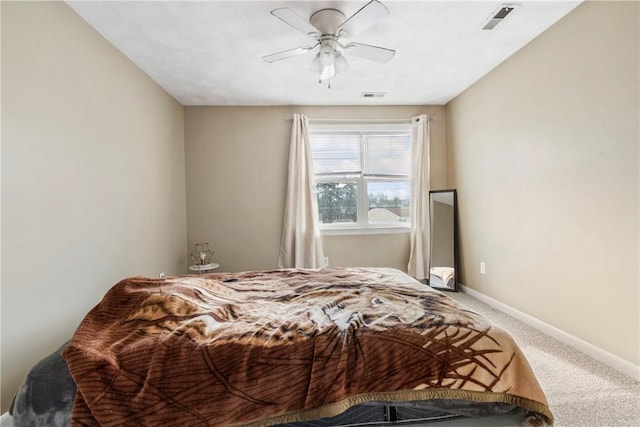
[189,263,220,274]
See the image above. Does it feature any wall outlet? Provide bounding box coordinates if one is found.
[159,272,165,278]
[480,262,486,275]
[324,257,329,267]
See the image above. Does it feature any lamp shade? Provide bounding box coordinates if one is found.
[310,44,349,82]
[309,52,321,72]
[190,243,214,266]
[334,51,349,73]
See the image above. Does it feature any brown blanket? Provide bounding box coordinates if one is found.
[63,268,553,426]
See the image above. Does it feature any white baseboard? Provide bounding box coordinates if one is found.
[459,284,640,382]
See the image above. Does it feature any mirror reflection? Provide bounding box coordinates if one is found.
[429,190,457,291]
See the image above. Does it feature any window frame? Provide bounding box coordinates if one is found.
[309,122,412,235]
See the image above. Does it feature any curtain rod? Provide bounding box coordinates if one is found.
[309,118,411,124]
[288,117,432,123]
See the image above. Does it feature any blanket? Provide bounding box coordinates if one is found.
[63,268,553,426]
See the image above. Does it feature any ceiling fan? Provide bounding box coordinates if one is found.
[262,0,395,86]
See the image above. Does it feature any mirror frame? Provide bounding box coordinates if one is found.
[428,189,458,292]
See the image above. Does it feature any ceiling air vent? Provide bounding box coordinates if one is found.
[482,4,518,30]
[361,92,386,99]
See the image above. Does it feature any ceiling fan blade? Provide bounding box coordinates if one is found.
[336,0,390,38]
[271,8,321,38]
[262,45,318,63]
[343,42,395,63]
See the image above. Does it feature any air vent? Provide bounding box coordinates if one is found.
[482,4,518,30]
[361,92,386,99]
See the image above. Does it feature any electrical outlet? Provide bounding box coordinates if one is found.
[480,262,486,275]
[159,272,165,278]
[324,257,329,267]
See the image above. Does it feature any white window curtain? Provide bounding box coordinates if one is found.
[407,114,431,279]
[278,114,326,269]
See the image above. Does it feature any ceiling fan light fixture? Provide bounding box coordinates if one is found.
[309,52,336,81]
[320,65,336,81]
[319,44,336,66]
[311,43,347,82]
[309,53,321,72]
[334,51,349,73]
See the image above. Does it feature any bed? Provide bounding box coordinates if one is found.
[4,268,553,426]
[429,267,456,290]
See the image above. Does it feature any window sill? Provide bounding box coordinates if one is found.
[320,226,411,236]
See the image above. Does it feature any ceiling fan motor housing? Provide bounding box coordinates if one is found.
[310,9,347,36]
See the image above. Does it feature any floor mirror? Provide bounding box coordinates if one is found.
[428,189,458,291]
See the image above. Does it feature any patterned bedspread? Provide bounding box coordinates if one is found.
[63,268,553,426]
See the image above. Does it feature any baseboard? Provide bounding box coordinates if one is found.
[459,284,640,382]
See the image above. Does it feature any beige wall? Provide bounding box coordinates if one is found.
[1,1,187,411]
[184,105,446,274]
[446,1,639,368]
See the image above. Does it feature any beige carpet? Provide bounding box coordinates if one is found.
[445,291,640,427]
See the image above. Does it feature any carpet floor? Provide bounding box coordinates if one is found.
[445,291,640,427]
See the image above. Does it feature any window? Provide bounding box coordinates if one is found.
[309,123,412,233]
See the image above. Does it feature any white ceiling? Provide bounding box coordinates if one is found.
[67,0,581,106]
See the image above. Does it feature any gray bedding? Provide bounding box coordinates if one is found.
[9,342,75,427]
